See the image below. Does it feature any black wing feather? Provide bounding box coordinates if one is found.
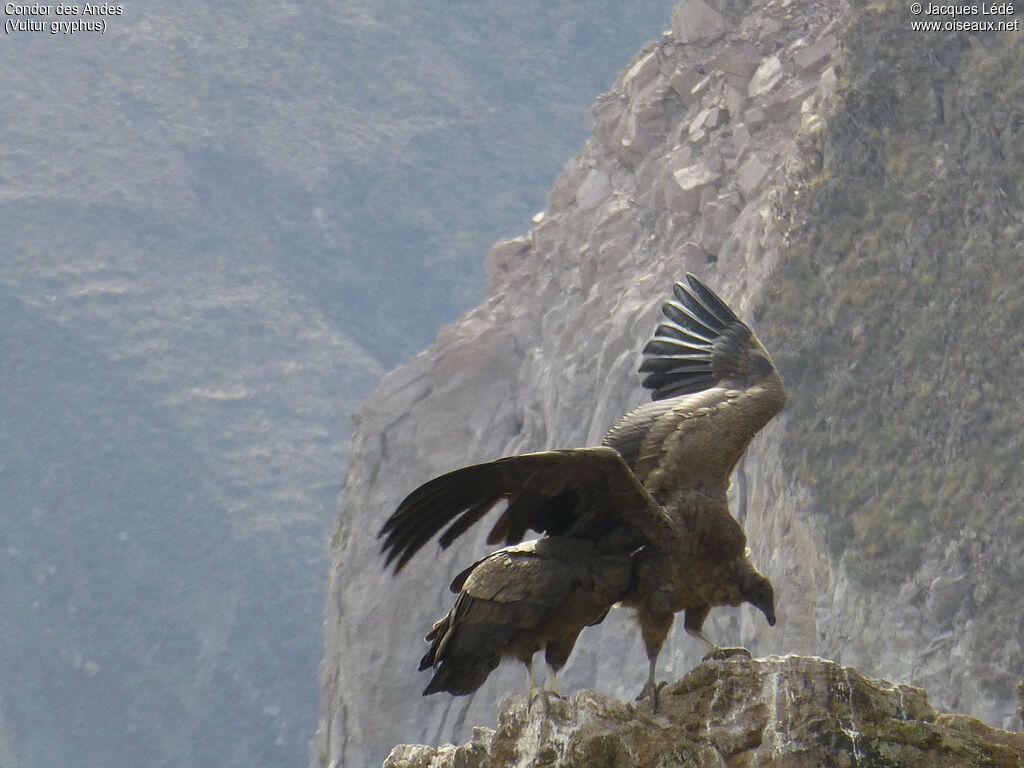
[637,357,711,375]
[640,372,717,398]
[642,338,709,358]
[380,448,675,573]
[640,273,751,401]
[649,323,714,350]
[681,273,740,326]
[381,465,504,569]
[660,302,717,342]
[438,497,500,550]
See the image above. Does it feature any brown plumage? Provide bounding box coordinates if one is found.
[417,538,632,698]
[379,274,785,706]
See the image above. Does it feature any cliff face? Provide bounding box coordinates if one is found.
[312,0,1024,765]
[384,656,1024,768]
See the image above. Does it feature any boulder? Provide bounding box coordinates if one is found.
[671,0,726,44]
[664,160,721,214]
[748,55,784,98]
[736,153,770,196]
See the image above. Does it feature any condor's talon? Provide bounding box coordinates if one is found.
[546,667,563,699]
[526,659,560,716]
[528,688,560,717]
[701,646,752,662]
[636,680,667,712]
[527,689,547,715]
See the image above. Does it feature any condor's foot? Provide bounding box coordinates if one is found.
[545,668,564,700]
[527,687,563,716]
[635,679,668,712]
[525,661,563,716]
[701,646,752,663]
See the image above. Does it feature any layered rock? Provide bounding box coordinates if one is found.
[384,656,1024,768]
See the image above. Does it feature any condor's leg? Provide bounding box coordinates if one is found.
[545,667,560,698]
[524,635,575,716]
[543,631,581,700]
[525,655,541,699]
[524,654,555,715]
[635,608,674,711]
[684,605,752,662]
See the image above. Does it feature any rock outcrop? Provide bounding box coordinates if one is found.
[311,0,1024,765]
[383,656,1024,768]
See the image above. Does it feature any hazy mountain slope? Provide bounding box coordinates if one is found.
[0,2,672,767]
[315,0,1024,765]
[0,201,381,767]
[0,286,237,768]
[3,1,671,366]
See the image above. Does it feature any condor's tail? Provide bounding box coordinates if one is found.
[418,605,503,696]
[416,549,528,697]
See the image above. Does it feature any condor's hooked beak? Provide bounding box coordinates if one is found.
[739,571,776,627]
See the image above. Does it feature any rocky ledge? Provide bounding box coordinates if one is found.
[384,655,1024,768]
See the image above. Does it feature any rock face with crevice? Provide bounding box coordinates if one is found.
[384,656,1024,768]
[311,0,1024,765]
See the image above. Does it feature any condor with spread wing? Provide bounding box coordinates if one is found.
[379,274,786,707]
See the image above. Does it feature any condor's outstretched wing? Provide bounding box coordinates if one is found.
[603,274,786,485]
[379,446,675,573]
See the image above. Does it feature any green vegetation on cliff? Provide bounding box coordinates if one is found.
[766,2,1024,583]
